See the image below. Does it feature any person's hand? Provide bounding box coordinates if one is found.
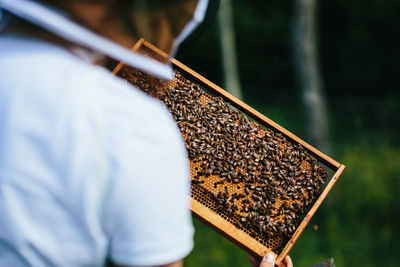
[249,252,293,267]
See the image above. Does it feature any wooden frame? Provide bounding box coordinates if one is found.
[113,38,345,265]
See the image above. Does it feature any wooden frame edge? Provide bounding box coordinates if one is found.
[191,199,273,260]
[170,59,340,170]
[124,40,340,170]
[275,164,346,265]
[112,38,146,75]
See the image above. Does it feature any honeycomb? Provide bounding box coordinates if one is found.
[118,66,328,254]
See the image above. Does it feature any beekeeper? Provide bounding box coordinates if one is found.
[0,0,209,266]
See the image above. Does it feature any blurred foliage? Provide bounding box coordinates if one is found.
[291,145,400,267]
[177,0,400,266]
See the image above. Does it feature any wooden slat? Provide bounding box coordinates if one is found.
[191,199,274,259]
[112,38,146,75]
[141,40,170,59]
[171,60,339,170]
[134,41,340,170]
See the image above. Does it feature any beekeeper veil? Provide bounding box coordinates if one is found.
[0,0,210,80]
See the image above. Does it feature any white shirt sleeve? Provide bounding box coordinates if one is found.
[99,79,194,266]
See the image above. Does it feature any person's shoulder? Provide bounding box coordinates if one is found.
[99,75,181,146]
[95,67,178,139]
[0,35,95,90]
[0,35,179,140]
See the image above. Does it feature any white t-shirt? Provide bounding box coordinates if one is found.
[0,35,194,267]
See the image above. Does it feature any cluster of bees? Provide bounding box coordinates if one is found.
[119,67,328,245]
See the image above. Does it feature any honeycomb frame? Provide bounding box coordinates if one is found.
[113,38,345,265]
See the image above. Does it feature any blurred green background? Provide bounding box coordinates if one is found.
[175,0,400,266]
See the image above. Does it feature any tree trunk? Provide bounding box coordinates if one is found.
[292,0,331,153]
[218,0,242,99]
